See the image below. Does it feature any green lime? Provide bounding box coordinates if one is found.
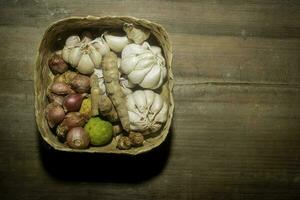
[84,117,113,146]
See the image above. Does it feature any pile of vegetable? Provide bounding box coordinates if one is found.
[45,23,168,150]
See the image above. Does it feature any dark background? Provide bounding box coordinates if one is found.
[1,0,300,199]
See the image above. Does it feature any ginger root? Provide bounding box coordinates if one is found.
[102,52,130,132]
[90,74,118,121]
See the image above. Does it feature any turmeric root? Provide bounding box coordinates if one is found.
[102,52,130,132]
[91,73,119,121]
[98,94,119,122]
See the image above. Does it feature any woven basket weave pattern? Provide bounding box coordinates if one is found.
[35,16,174,155]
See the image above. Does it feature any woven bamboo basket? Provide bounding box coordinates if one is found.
[35,16,174,155]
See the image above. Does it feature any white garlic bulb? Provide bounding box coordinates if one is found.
[127,90,168,134]
[120,42,167,89]
[62,35,104,75]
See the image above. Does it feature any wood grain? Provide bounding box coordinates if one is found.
[0,0,300,200]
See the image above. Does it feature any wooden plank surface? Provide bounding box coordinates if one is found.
[0,0,300,200]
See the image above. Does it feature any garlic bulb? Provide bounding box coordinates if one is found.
[123,23,150,44]
[126,90,168,134]
[120,42,167,89]
[104,32,131,53]
[62,35,103,75]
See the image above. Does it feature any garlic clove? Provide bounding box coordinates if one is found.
[144,90,155,106]
[77,54,95,75]
[62,47,72,63]
[151,94,164,113]
[154,102,168,123]
[120,77,133,95]
[65,35,81,47]
[130,124,142,132]
[69,47,82,67]
[120,56,139,74]
[140,65,161,89]
[128,67,151,84]
[132,90,147,113]
[153,67,166,89]
[126,95,137,112]
[135,56,155,70]
[104,33,131,53]
[120,76,135,88]
[150,45,162,56]
[150,123,162,133]
[121,86,132,95]
[128,111,142,123]
[121,43,146,58]
[92,36,110,56]
[89,46,102,69]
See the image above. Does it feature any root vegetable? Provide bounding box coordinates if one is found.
[45,103,65,128]
[117,136,132,150]
[50,82,75,95]
[63,93,86,112]
[90,74,119,121]
[47,92,64,105]
[56,112,87,141]
[66,127,90,149]
[48,54,68,74]
[102,52,130,132]
[70,74,90,93]
[129,132,144,147]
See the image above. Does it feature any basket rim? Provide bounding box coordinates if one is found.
[34,15,174,155]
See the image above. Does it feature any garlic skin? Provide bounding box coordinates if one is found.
[62,35,103,75]
[92,35,110,56]
[120,76,134,95]
[93,69,106,93]
[104,32,131,53]
[123,23,150,44]
[126,90,168,134]
[120,42,167,89]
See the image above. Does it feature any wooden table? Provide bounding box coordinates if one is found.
[1,1,300,199]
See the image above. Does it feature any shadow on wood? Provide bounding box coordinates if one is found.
[37,126,173,183]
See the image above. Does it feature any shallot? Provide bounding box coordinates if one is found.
[63,93,86,112]
[45,103,65,128]
[50,82,74,95]
[47,92,64,105]
[56,112,87,141]
[66,127,90,149]
[70,74,90,93]
[48,54,68,74]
